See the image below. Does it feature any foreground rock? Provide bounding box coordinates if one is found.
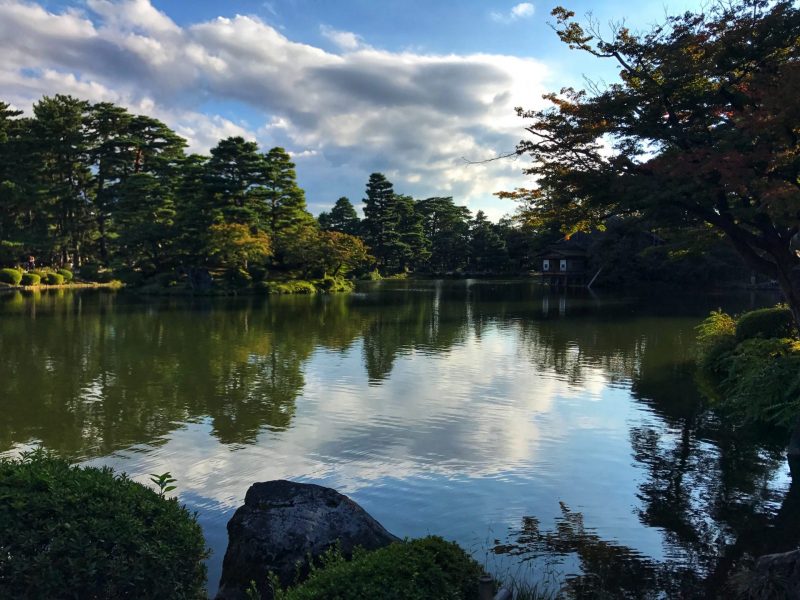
[734,549,800,599]
[215,480,399,600]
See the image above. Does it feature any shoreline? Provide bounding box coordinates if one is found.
[0,281,124,292]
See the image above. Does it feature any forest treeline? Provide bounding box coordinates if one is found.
[0,95,531,289]
[0,94,752,289]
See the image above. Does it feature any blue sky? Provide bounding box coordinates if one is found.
[3,0,704,219]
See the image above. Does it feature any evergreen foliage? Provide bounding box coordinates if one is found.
[20,273,40,286]
[0,450,207,599]
[0,268,22,285]
[696,306,800,426]
[273,537,484,600]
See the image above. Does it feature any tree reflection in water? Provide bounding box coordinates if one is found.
[2,283,797,599]
[494,299,800,598]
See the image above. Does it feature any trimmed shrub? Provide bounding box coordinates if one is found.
[45,272,65,285]
[0,268,22,285]
[274,536,484,600]
[263,280,317,294]
[0,450,207,599]
[735,306,795,341]
[20,273,41,286]
[57,268,74,282]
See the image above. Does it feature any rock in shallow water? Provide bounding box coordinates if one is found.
[215,480,399,600]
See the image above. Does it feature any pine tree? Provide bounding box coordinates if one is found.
[31,95,94,267]
[362,173,403,271]
[416,196,471,273]
[204,137,266,227]
[324,196,361,236]
[469,210,509,272]
[263,147,313,236]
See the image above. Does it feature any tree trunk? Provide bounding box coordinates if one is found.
[775,261,800,331]
[788,417,800,478]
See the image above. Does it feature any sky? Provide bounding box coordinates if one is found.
[0,0,703,219]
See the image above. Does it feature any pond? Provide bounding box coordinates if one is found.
[0,281,796,598]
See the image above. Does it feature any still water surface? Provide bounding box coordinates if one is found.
[1,281,796,598]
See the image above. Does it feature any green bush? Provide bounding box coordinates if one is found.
[735,306,795,341]
[20,273,41,286]
[57,268,74,282]
[274,537,484,600]
[695,310,737,372]
[263,280,318,294]
[0,450,207,599]
[718,338,800,426]
[0,268,22,285]
[45,272,65,285]
[318,275,354,293]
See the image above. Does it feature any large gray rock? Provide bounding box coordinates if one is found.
[734,549,800,599]
[215,480,399,600]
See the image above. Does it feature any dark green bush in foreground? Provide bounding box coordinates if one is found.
[0,268,22,285]
[45,272,65,285]
[0,451,207,599]
[735,306,795,341]
[696,306,800,426]
[273,536,484,600]
[57,268,74,282]
[20,272,41,286]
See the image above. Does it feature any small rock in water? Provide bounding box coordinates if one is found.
[215,480,399,600]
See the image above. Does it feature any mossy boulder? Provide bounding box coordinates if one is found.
[216,480,398,600]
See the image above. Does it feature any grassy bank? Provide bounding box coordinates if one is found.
[134,274,355,296]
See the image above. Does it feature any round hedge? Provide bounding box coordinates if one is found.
[0,268,22,285]
[20,273,41,286]
[57,268,74,282]
[275,536,484,600]
[0,451,208,599]
[45,272,65,285]
[735,306,795,341]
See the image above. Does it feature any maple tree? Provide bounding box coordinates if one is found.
[503,1,800,325]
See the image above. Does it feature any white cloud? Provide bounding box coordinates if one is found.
[491,2,535,23]
[511,2,535,18]
[320,24,365,51]
[0,0,551,217]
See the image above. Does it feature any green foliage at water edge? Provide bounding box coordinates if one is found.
[0,450,208,599]
[57,268,74,282]
[44,272,65,285]
[272,536,484,600]
[0,268,22,285]
[20,272,40,286]
[696,307,800,426]
[735,306,795,341]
